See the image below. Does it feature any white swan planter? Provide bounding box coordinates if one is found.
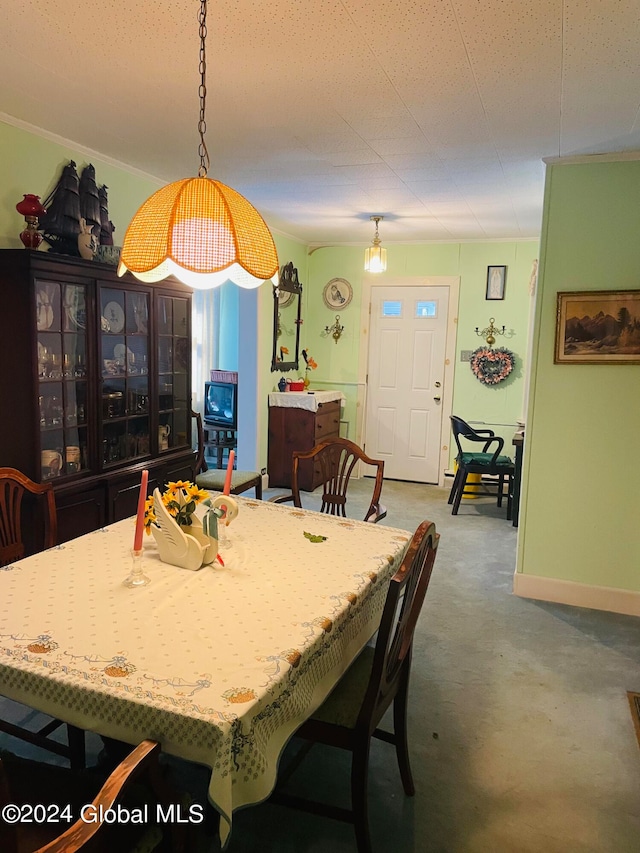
[150,488,239,571]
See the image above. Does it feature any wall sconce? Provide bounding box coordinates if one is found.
[475,317,505,346]
[325,315,344,343]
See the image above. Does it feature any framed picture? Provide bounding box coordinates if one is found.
[486,266,506,300]
[555,290,640,364]
[323,278,353,310]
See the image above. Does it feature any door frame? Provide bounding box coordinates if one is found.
[357,275,460,487]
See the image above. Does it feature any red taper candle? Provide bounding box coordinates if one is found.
[223,450,235,495]
[133,469,149,552]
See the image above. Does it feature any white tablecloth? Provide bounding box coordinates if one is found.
[267,390,345,411]
[0,497,410,846]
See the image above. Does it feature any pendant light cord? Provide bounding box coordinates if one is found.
[198,0,210,178]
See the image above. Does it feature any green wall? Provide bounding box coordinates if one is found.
[0,120,161,249]
[518,158,640,592]
[301,241,538,458]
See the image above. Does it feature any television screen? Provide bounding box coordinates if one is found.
[204,381,237,429]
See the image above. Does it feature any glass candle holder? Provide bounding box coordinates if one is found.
[123,548,151,587]
[217,521,232,550]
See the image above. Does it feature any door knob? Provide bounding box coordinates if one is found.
[433,395,441,403]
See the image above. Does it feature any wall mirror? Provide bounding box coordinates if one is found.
[271,261,302,372]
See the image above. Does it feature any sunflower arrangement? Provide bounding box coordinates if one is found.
[144,480,211,533]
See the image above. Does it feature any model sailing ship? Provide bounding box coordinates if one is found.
[39,160,115,256]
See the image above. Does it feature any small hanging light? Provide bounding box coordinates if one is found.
[118,0,278,290]
[364,215,387,273]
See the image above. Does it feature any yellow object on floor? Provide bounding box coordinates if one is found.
[463,473,482,499]
[453,462,482,499]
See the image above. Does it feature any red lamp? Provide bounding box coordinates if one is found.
[16,194,46,249]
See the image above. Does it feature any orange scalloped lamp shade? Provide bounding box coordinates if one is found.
[118,177,279,289]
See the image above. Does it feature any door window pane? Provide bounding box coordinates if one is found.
[381,300,402,317]
[415,301,437,318]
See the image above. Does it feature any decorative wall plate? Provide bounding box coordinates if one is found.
[323,278,352,310]
[278,288,295,309]
[103,301,125,333]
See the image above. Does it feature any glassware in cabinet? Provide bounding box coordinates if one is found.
[37,280,89,480]
[100,286,151,467]
[157,295,190,452]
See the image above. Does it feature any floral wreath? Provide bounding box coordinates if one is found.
[469,346,516,386]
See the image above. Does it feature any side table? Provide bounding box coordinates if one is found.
[203,426,237,469]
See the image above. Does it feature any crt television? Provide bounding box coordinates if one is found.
[204,380,237,430]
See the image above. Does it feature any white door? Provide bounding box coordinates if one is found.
[365,285,449,483]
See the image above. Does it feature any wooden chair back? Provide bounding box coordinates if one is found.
[191,410,207,475]
[0,739,186,853]
[0,467,57,567]
[291,437,386,523]
[358,520,439,731]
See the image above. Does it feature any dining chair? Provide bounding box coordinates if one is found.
[271,436,387,523]
[191,409,207,475]
[0,739,188,852]
[0,466,57,566]
[191,410,262,498]
[447,416,515,516]
[272,519,439,853]
[0,467,85,769]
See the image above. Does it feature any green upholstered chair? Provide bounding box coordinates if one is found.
[447,415,514,516]
[196,468,262,498]
[192,410,262,498]
[272,520,439,853]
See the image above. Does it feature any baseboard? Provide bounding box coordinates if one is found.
[513,572,640,617]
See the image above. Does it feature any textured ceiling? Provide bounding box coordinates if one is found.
[2,0,639,246]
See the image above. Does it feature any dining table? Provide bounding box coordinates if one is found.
[0,494,411,846]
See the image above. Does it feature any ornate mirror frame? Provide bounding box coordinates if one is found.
[271,261,303,372]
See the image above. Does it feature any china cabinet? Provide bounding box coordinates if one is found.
[0,250,195,543]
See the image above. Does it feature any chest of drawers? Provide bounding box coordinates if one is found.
[268,399,341,490]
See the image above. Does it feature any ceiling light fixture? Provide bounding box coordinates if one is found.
[117,0,278,290]
[364,215,387,273]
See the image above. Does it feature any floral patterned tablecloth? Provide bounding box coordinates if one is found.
[0,496,411,845]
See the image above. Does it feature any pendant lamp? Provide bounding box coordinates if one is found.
[118,0,278,290]
[364,215,387,273]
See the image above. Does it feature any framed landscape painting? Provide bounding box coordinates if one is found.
[555,290,640,364]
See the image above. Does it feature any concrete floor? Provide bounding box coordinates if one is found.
[2,480,640,851]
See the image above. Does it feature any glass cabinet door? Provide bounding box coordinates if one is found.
[100,286,150,467]
[37,280,89,480]
[157,295,190,452]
